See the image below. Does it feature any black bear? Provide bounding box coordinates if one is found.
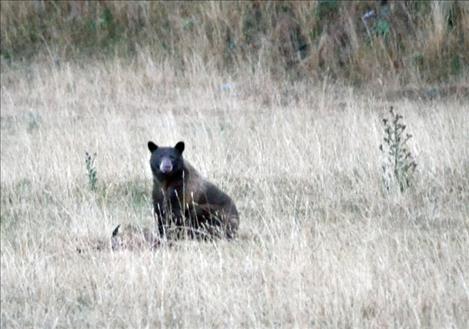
[148,141,239,239]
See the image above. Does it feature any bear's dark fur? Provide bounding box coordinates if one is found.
[148,141,239,239]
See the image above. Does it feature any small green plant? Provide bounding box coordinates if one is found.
[85,152,98,191]
[379,107,417,192]
[374,18,390,38]
[26,111,41,132]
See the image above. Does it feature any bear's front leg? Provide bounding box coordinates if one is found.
[154,201,168,238]
[169,194,184,227]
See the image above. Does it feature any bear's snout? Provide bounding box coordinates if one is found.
[159,158,173,173]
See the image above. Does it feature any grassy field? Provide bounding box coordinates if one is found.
[1,56,468,328]
[2,1,468,84]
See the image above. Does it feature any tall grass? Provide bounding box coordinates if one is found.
[1,1,468,84]
[1,54,468,328]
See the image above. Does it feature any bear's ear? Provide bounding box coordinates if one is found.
[148,141,158,153]
[175,141,185,154]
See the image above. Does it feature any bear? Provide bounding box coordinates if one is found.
[148,141,239,240]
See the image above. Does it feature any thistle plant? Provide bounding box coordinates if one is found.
[379,107,417,192]
[85,152,98,191]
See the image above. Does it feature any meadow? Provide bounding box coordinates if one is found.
[1,54,468,328]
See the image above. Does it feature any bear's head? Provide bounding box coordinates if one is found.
[148,141,185,182]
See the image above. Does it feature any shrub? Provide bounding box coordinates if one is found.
[379,107,417,192]
[85,152,98,191]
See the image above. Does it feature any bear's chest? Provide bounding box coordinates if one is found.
[163,187,217,219]
[163,184,196,205]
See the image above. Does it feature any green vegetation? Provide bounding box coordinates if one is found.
[1,1,467,84]
[85,152,97,191]
[380,107,417,192]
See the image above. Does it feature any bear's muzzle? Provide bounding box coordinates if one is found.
[159,158,173,173]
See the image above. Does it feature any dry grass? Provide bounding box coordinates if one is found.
[1,55,468,328]
[1,1,468,84]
